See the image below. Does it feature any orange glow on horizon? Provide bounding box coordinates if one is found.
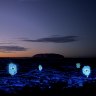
[0,50,66,58]
[0,49,56,57]
[0,50,36,57]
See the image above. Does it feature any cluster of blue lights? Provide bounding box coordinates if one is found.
[76,63,91,77]
[8,63,43,76]
[0,62,93,94]
[7,62,91,78]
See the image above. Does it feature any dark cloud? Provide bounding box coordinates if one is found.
[0,46,27,53]
[0,43,15,44]
[22,36,78,43]
[18,0,46,2]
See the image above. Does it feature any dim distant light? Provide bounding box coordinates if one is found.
[76,63,81,68]
[38,65,43,71]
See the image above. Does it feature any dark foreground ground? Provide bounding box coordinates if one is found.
[0,57,95,96]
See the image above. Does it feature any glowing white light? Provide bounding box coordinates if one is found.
[38,65,43,71]
[8,63,17,76]
[76,63,81,68]
[82,66,91,77]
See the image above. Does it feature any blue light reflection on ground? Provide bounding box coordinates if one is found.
[0,66,95,94]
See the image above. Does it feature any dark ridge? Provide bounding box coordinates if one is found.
[32,53,64,62]
[32,53,64,66]
[32,53,64,59]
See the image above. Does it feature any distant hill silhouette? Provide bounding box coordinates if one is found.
[32,53,64,66]
[32,53,64,60]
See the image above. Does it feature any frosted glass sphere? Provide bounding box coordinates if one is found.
[82,66,91,77]
[8,63,17,76]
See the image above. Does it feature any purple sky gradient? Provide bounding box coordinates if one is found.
[0,0,96,57]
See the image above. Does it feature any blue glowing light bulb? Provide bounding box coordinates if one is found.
[82,65,91,77]
[8,63,17,76]
[38,65,43,71]
[76,63,81,68]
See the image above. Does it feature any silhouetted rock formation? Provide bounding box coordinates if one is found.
[32,53,64,66]
[32,53,64,60]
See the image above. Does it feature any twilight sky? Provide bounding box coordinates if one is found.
[0,0,96,57]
